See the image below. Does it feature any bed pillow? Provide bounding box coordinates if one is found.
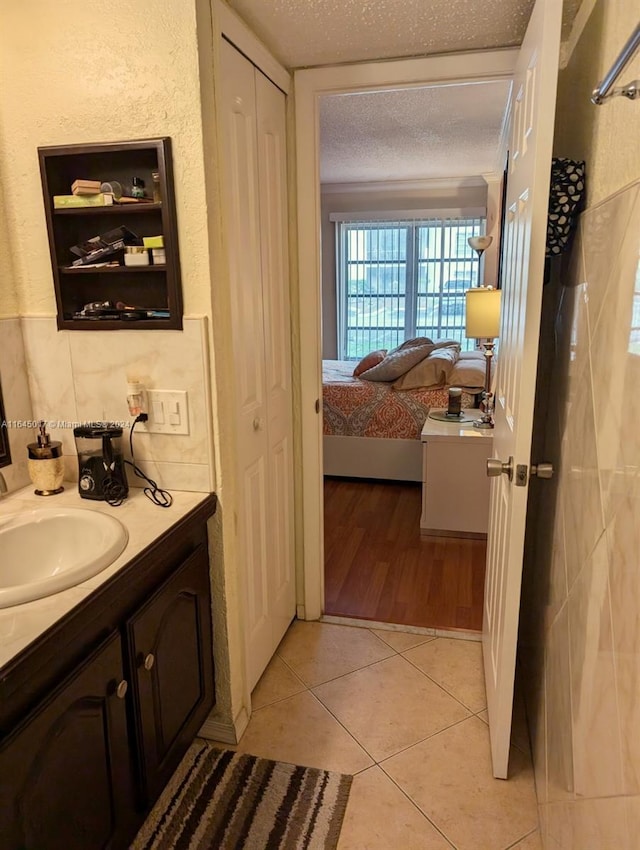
[459,349,485,360]
[353,349,387,377]
[358,339,435,381]
[449,355,488,390]
[392,345,460,390]
[390,336,433,352]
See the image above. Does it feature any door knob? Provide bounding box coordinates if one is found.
[531,462,554,479]
[486,456,513,481]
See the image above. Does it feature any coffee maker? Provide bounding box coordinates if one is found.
[73,424,128,503]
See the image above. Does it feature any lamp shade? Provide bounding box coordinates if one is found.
[468,235,493,254]
[465,288,501,338]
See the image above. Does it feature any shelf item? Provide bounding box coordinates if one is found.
[59,264,166,274]
[53,202,163,216]
[38,138,183,330]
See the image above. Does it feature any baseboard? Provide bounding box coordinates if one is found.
[198,705,250,745]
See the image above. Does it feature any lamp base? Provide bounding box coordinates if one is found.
[473,417,494,430]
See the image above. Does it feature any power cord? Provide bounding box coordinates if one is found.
[125,414,173,508]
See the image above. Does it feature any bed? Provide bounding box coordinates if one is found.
[323,358,480,481]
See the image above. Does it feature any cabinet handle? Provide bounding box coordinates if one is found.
[144,653,155,671]
[116,679,128,699]
[253,416,262,431]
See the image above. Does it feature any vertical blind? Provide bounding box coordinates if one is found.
[334,214,485,360]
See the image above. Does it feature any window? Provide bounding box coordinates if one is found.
[629,258,640,355]
[334,214,485,360]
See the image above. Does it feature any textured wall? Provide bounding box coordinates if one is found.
[521,1,640,846]
[0,177,19,318]
[0,0,212,317]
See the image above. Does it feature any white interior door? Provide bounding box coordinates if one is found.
[483,0,561,779]
[255,70,296,668]
[221,41,296,692]
[220,41,272,690]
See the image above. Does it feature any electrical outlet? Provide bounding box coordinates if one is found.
[145,390,189,435]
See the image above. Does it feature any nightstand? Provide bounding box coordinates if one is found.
[420,411,494,537]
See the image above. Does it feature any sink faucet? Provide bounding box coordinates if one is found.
[0,471,7,497]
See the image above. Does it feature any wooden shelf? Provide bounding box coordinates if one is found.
[60,265,167,274]
[54,203,163,216]
[60,318,172,331]
[38,138,182,331]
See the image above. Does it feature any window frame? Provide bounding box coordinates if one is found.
[331,208,486,360]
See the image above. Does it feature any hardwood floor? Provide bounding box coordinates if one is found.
[324,477,486,631]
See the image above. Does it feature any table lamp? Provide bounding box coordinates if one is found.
[465,287,501,429]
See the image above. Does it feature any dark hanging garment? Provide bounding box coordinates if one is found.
[545,158,586,258]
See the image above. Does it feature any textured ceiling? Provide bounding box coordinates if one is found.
[320,81,512,183]
[226,0,582,69]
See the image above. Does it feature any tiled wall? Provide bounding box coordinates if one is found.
[0,317,34,492]
[17,316,214,493]
[520,179,640,848]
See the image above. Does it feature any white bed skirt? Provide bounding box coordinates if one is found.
[323,435,422,482]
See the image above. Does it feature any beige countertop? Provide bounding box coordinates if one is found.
[0,483,212,669]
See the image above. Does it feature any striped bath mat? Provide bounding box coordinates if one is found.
[130,740,353,850]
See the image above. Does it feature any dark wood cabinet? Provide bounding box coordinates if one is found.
[127,545,214,804]
[0,496,217,850]
[38,138,183,330]
[0,632,136,850]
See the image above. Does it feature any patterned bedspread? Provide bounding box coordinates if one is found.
[322,361,475,439]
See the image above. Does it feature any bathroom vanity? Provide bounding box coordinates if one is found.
[0,487,217,850]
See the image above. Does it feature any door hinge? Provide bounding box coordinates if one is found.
[515,464,528,486]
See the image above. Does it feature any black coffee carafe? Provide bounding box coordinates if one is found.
[73,424,128,503]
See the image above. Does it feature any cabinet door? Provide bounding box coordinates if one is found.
[127,545,214,804]
[0,631,135,850]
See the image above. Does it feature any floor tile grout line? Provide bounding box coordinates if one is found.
[246,683,377,771]
[277,646,398,690]
[250,684,307,713]
[364,626,439,653]
[304,689,380,767]
[376,761,459,850]
[274,650,308,687]
[400,650,487,716]
[253,666,474,771]
[504,826,541,849]
[374,713,475,767]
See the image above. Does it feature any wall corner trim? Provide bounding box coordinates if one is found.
[198,704,250,745]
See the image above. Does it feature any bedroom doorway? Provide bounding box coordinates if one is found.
[295,49,518,619]
[308,71,510,631]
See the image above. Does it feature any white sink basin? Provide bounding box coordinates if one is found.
[0,507,128,608]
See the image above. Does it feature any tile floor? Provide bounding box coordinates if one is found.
[234,620,541,850]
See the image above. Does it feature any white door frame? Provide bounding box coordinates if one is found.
[294,50,519,620]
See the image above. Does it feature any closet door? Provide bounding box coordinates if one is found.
[255,71,296,670]
[220,42,295,692]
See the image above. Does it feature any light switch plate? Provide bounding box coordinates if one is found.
[145,390,189,435]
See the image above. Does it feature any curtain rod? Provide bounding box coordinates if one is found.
[592,21,640,104]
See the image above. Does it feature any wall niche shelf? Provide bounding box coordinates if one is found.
[38,138,183,331]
